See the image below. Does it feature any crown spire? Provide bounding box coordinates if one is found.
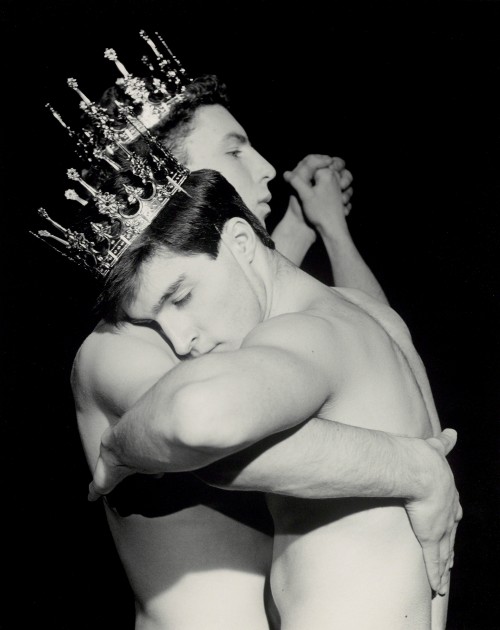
[104,48,130,78]
[34,31,191,278]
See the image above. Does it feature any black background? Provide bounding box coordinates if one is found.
[1,1,499,628]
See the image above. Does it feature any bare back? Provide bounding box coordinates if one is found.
[267,285,441,630]
[72,323,274,630]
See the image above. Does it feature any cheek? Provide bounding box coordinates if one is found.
[212,271,259,341]
[221,166,254,205]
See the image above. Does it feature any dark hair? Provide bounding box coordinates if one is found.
[98,74,229,162]
[151,75,230,161]
[84,75,229,192]
[96,168,275,324]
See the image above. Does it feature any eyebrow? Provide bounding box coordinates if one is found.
[222,132,249,145]
[151,274,187,315]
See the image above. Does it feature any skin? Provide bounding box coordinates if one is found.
[73,105,458,628]
[88,206,460,627]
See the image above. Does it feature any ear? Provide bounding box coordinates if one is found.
[220,218,257,263]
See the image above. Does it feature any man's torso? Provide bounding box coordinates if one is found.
[73,323,275,629]
[266,285,438,629]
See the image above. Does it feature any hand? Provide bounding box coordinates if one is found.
[283,155,353,234]
[405,429,463,596]
[88,426,136,501]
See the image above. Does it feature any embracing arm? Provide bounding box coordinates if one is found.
[89,318,461,593]
[92,316,333,480]
[195,415,460,596]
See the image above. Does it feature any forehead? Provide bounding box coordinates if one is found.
[127,251,213,317]
[184,104,248,154]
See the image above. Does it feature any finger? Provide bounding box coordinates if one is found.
[437,536,452,595]
[342,187,353,204]
[421,543,441,593]
[438,569,450,596]
[90,455,116,498]
[292,155,335,181]
[314,167,338,185]
[88,480,103,502]
[440,428,458,455]
[284,171,314,201]
[437,534,451,593]
[329,156,346,172]
[344,202,352,216]
[336,168,353,190]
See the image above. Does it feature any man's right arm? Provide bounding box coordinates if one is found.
[197,418,461,595]
[273,155,388,303]
[80,326,456,588]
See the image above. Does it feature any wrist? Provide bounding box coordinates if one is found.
[279,205,316,240]
[316,220,352,247]
[397,436,436,502]
[272,209,316,265]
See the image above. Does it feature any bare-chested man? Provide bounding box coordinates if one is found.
[70,69,414,629]
[85,167,461,629]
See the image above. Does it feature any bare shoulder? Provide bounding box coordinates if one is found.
[72,321,179,418]
[331,287,413,342]
[241,310,344,375]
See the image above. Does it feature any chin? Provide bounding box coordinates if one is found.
[255,203,271,224]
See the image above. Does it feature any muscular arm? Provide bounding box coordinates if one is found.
[72,322,180,473]
[89,314,460,594]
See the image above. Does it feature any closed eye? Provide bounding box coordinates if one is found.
[172,292,192,307]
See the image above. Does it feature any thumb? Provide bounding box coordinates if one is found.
[284,171,313,201]
[286,194,304,219]
[88,480,102,502]
[440,428,458,455]
[427,428,457,457]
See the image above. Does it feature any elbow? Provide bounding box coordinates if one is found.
[169,383,240,454]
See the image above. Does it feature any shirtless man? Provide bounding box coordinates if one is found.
[87,168,460,628]
[70,71,410,628]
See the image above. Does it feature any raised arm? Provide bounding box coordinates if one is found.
[275,155,388,303]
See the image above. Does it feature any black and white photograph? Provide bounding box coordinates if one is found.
[2,1,498,628]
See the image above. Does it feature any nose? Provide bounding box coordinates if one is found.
[157,314,198,357]
[250,147,276,183]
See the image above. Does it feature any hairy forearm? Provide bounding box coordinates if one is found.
[321,227,388,304]
[198,417,433,501]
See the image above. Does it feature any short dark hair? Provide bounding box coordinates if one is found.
[84,75,229,192]
[151,74,230,161]
[99,74,229,162]
[96,168,275,324]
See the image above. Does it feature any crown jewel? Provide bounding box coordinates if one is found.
[34,32,191,278]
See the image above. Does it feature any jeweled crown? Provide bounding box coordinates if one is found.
[33,31,191,278]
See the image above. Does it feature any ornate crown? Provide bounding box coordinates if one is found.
[33,31,191,278]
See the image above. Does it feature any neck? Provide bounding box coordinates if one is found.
[258,250,314,320]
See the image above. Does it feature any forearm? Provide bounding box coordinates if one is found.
[320,225,389,304]
[105,341,328,474]
[198,417,433,501]
[106,362,238,473]
[271,206,316,266]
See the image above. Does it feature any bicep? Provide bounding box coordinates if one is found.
[180,316,336,450]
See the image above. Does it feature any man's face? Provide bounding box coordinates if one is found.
[183,105,276,224]
[125,246,262,357]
